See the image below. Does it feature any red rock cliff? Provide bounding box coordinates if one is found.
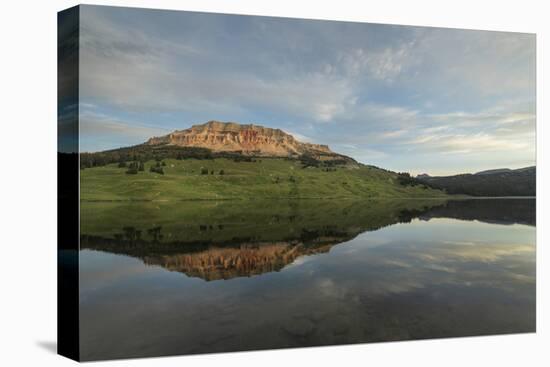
[146,120,339,158]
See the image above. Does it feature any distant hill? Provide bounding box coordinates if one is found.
[475,168,512,175]
[416,166,536,197]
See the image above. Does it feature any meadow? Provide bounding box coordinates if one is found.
[80,157,447,201]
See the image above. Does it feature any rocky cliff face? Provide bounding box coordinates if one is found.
[146,120,341,159]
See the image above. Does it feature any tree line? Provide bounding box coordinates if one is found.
[79,144,281,169]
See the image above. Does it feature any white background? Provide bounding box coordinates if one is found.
[0,0,547,365]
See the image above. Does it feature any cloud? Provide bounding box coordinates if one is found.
[399,28,536,100]
[80,116,169,139]
[284,130,314,143]
[78,7,427,125]
[76,5,536,174]
[379,129,409,139]
[403,108,536,155]
[334,146,389,161]
[430,111,535,128]
[334,41,414,82]
[79,109,171,151]
[408,132,528,154]
[80,29,355,122]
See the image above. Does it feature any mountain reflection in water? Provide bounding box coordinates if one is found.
[80,198,534,281]
[78,198,535,360]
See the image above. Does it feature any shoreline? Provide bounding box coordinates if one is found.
[78,195,535,203]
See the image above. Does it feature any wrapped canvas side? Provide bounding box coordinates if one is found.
[57,5,80,362]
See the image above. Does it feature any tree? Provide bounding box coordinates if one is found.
[161,161,166,166]
[200,167,209,175]
[397,172,420,187]
[118,161,127,168]
[138,161,145,171]
[126,161,138,174]
[150,166,164,175]
[219,169,225,175]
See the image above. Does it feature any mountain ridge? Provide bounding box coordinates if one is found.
[416,166,535,197]
[146,120,352,162]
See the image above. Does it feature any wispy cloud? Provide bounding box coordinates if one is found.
[408,132,528,154]
[77,5,536,173]
[79,108,171,152]
[80,116,170,139]
[379,129,409,139]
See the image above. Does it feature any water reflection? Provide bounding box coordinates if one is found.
[79,199,535,360]
[81,199,534,281]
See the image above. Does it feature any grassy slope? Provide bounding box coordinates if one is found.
[80,157,447,201]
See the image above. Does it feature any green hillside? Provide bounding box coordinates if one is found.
[80,157,446,201]
[417,166,536,197]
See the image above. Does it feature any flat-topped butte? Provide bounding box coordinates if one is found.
[79,121,447,201]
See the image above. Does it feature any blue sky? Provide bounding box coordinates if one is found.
[78,5,535,175]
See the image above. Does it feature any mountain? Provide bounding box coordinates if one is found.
[475,168,512,175]
[146,120,352,162]
[78,120,448,200]
[417,166,535,197]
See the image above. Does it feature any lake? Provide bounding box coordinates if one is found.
[78,198,535,360]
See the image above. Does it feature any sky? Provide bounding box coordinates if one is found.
[77,5,536,175]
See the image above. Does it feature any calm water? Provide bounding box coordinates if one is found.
[78,199,535,360]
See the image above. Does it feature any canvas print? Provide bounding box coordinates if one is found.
[58,5,536,362]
